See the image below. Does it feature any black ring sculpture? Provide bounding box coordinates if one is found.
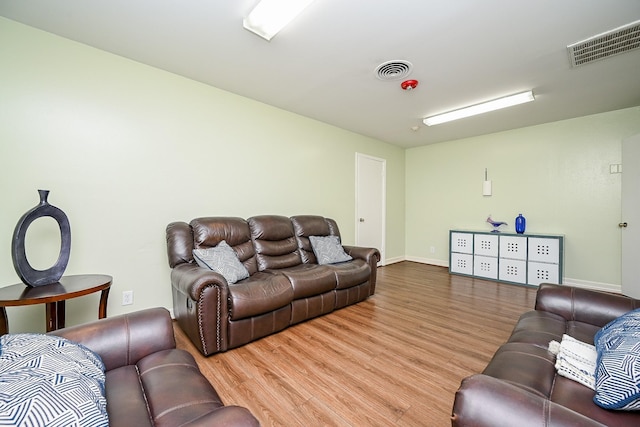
[11,190,71,287]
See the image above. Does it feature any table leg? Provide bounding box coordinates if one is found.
[0,307,8,335]
[45,301,65,331]
[57,300,65,329]
[98,288,110,319]
[46,302,56,332]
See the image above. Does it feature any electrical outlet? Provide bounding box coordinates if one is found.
[122,290,133,306]
[430,246,436,254]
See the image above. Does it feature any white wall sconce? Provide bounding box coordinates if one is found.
[483,168,492,196]
[243,0,316,41]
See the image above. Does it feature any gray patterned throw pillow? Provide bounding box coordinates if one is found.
[309,235,353,265]
[193,240,250,284]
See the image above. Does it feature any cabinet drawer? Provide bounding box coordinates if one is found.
[528,261,560,286]
[451,232,473,254]
[473,255,498,279]
[450,253,473,275]
[474,234,498,257]
[499,235,527,260]
[499,259,527,284]
[528,237,560,263]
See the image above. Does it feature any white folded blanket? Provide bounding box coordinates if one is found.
[548,334,597,390]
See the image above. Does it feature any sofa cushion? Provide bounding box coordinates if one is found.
[105,365,156,427]
[310,235,353,265]
[593,308,640,410]
[0,333,108,427]
[482,342,556,398]
[137,349,226,425]
[227,272,294,320]
[326,258,371,289]
[106,349,228,427]
[277,264,336,299]
[193,240,249,284]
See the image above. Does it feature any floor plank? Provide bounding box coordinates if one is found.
[174,261,538,426]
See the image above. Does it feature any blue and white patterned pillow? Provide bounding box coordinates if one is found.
[193,240,250,284]
[593,308,640,410]
[0,333,108,426]
[309,235,353,265]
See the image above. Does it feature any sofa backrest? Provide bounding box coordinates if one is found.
[290,215,342,264]
[167,215,346,272]
[248,215,302,271]
[191,217,259,275]
[166,217,259,275]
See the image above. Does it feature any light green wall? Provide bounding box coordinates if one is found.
[2,17,638,333]
[0,18,405,332]
[405,106,640,290]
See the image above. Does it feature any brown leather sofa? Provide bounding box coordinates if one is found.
[166,214,380,356]
[50,307,259,427]
[452,283,640,427]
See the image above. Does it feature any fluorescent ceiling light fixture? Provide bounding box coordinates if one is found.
[243,0,316,41]
[423,91,535,126]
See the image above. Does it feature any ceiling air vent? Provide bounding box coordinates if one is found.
[375,60,413,80]
[568,20,640,67]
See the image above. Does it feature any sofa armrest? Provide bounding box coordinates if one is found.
[171,263,231,355]
[343,245,380,265]
[452,374,604,427]
[343,245,380,294]
[171,262,231,301]
[535,283,640,327]
[49,307,175,372]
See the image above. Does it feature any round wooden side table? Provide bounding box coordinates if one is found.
[0,274,112,334]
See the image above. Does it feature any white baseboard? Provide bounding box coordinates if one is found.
[382,256,448,267]
[404,256,448,267]
[382,256,405,266]
[562,278,622,294]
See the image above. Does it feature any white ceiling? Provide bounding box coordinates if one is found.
[2,0,640,148]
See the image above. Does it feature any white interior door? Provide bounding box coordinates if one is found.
[622,133,640,298]
[356,153,385,265]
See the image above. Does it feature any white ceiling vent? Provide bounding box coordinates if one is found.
[375,60,413,80]
[568,20,640,67]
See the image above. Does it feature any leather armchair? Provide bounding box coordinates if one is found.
[50,308,259,427]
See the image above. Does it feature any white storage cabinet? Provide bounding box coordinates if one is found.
[449,230,563,286]
[450,232,473,276]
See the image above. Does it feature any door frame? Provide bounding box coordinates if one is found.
[355,153,386,266]
[621,133,640,298]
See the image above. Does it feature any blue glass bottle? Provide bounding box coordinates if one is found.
[515,214,526,234]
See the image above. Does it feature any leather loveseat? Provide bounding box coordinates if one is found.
[452,283,640,426]
[166,214,380,356]
[50,307,259,427]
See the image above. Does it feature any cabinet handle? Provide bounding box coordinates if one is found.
[359,218,365,222]
[619,222,628,228]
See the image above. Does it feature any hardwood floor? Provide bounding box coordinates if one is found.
[173,261,538,426]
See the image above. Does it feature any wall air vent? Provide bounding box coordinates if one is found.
[568,20,640,67]
[375,60,413,80]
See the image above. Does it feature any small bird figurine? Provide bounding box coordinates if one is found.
[486,215,507,232]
